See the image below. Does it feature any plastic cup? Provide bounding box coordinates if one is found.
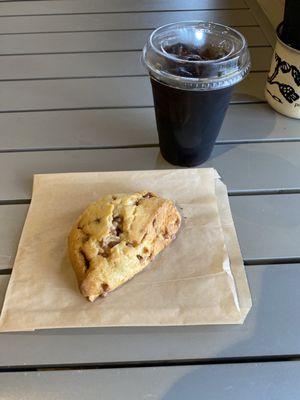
[142,21,251,167]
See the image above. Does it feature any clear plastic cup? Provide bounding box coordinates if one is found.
[142,21,251,167]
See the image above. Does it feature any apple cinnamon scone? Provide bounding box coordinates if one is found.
[68,191,181,301]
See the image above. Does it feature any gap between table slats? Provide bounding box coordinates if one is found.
[0,0,248,16]
[0,10,256,34]
[2,361,300,400]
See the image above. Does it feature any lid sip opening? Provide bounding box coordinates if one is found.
[142,21,251,91]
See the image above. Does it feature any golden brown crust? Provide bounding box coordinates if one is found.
[68,191,181,301]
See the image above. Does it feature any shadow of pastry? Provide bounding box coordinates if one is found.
[59,251,81,297]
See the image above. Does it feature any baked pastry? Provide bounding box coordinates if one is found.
[68,191,181,301]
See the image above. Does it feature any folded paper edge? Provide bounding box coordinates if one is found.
[215,179,252,316]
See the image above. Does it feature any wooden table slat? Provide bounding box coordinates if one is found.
[0,0,248,16]
[1,264,300,366]
[0,10,256,34]
[0,142,299,201]
[0,205,28,270]
[0,104,298,152]
[0,73,266,112]
[0,48,272,80]
[0,193,299,270]
[1,361,300,400]
[0,27,269,55]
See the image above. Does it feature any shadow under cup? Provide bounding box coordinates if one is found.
[142,21,251,167]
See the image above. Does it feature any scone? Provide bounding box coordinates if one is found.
[68,191,181,301]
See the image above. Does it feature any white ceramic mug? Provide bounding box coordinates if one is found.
[265,22,300,119]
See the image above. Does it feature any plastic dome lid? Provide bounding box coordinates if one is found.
[142,21,251,91]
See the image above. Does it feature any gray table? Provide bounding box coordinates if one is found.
[1,1,300,398]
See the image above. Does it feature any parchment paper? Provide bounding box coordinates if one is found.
[0,169,251,332]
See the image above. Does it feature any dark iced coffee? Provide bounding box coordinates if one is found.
[142,21,251,167]
[151,77,233,166]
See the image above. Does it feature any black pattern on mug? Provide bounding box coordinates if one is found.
[267,53,300,103]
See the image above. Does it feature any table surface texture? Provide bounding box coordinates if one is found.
[0,1,299,399]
